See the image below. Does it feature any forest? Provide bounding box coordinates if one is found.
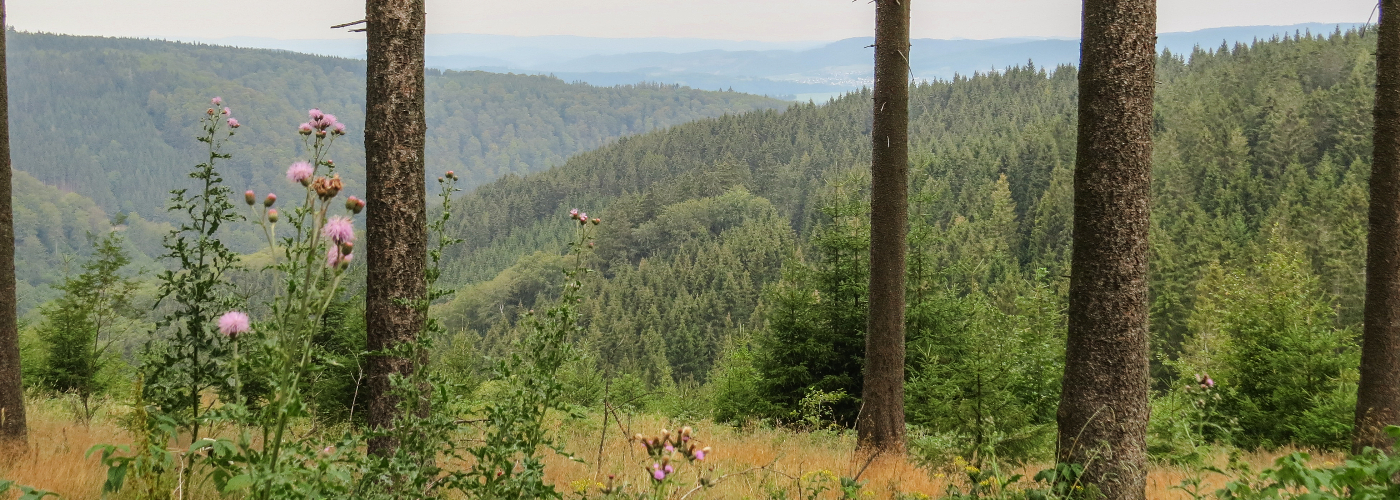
[0,4,1397,500]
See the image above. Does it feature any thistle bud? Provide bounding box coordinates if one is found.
[446,170,456,180]
[345,196,360,212]
[591,218,600,225]
[264,193,277,207]
[267,209,279,223]
[313,175,343,200]
[207,108,216,115]
[438,176,444,183]
[325,159,334,167]
[316,129,328,138]
[341,241,354,255]
[244,190,256,205]
[355,199,366,214]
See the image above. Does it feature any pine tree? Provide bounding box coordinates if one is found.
[0,0,25,454]
[364,0,429,456]
[860,0,910,453]
[1056,1,1156,498]
[1355,0,1400,454]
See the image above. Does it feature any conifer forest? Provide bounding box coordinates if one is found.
[0,1,1397,499]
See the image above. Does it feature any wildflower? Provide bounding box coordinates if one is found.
[353,198,366,214]
[340,241,354,255]
[327,246,352,268]
[299,123,314,135]
[692,449,705,461]
[212,97,223,106]
[345,196,361,212]
[227,118,240,128]
[322,216,355,245]
[207,108,216,115]
[664,464,674,474]
[264,193,277,207]
[244,190,256,205]
[665,444,675,453]
[651,464,666,481]
[287,161,315,185]
[569,208,580,219]
[446,170,457,180]
[313,175,344,199]
[222,107,231,115]
[332,122,346,135]
[1203,375,1215,388]
[309,108,324,121]
[218,311,251,338]
[267,209,279,223]
[591,217,600,225]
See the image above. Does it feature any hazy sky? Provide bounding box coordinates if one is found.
[10,0,1376,42]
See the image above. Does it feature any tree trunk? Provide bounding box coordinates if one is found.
[1056,1,1155,498]
[858,0,909,453]
[364,0,427,456]
[0,1,26,456]
[1356,0,1400,455]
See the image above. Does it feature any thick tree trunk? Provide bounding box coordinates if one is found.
[1356,0,1400,455]
[0,2,26,456]
[858,0,909,453]
[364,0,427,456]
[1056,1,1155,498]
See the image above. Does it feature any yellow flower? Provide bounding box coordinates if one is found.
[570,480,590,494]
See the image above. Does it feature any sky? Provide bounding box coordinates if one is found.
[9,0,1376,42]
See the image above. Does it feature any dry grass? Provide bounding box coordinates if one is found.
[1,399,1342,499]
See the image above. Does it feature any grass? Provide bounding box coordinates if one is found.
[0,396,1342,499]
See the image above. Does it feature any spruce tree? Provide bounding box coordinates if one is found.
[1356,0,1400,454]
[1057,1,1155,498]
[364,0,429,456]
[0,0,25,455]
[860,0,910,453]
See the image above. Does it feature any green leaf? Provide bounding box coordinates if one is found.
[222,474,254,492]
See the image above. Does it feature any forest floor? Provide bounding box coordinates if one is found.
[1,397,1339,499]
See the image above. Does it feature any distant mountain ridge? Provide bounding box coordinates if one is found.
[189,23,1364,99]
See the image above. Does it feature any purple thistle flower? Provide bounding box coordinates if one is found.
[287,161,315,184]
[299,122,314,135]
[664,444,675,453]
[227,118,240,128]
[664,464,674,474]
[333,122,346,135]
[309,108,324,121]
[693,449,705,461]
[326,246,353,268]
[212,97,223,106]
[222,107,231,115]
[218,311,250,338]
[322,216,355,245]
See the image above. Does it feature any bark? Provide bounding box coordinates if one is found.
[0,1,26,456]
[1056,1,1155,498]
[364,0,427,456]
[858,0,909,453]
[1356,0,1400,455]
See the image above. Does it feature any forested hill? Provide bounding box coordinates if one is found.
[7,30,783,222]
[437,28,1373,391]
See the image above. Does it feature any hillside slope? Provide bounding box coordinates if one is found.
[437,29,1374,384]
[7,30,783,223]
